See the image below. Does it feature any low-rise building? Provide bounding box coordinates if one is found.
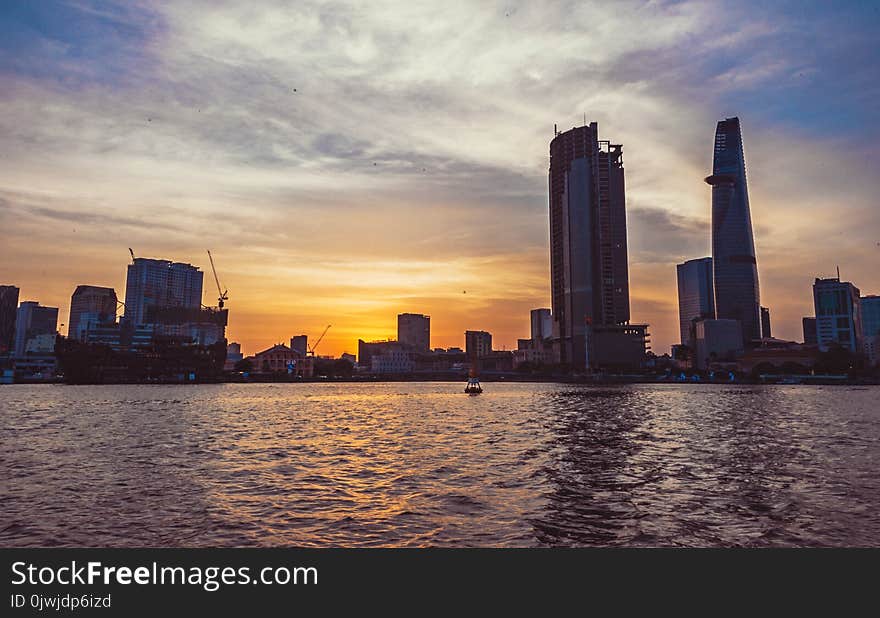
[253,344,314,377]
[694,319,743,371]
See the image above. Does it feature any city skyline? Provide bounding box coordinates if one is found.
[1,2,879,357]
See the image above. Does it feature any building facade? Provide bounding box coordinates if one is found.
[859,295,879,366]
[0,285,19,355]
[123,258,203,327]
[68,285,118,341]
[290,335,308,356]
[676,257,715,346]
[803,317,817,345]
[694,318,744,371]
[14,301,58,357]
[760,306,772,339]
[465,330,492,359]
[397,313,430,351]
[530,308,552,341]
[812,277,862,353]
[705,117,761,345]
[548,123,645,370]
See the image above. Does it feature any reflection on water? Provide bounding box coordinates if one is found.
[1,383,878,547]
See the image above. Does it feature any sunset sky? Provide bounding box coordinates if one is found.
[1,1,878,357]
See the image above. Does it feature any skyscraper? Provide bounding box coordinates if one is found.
[676,257,715,346]
[530,308,552,341]
[14,301,58,357]
[861,295,880,339]
[813,277,862,353]
[0,285,19,355]
[68,285,118,341]
[397,313,430,351]
[123,258,203,326]
[705,117,761,345]
[549,122,632,368]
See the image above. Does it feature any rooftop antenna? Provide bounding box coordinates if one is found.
[554,123,557,136]
[837,265,841,281]
[583,112,586,126]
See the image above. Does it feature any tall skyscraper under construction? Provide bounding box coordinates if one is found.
[549,122,643,370]
[705,117,761,344]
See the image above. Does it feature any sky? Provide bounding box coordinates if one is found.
[1,0,878,357]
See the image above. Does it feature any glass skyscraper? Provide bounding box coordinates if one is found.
[676,257,714,347]
[705,117,761,345]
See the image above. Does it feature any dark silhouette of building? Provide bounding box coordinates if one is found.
[290,335,308,356]
[760,306,772,339]
[802,317,817,345]
[549,122,642,369]
[14,301,58,357]
[68,285,118,341]
[465,330,492,358]
[705,117,761,345]
[676,257,714,346]
[0,285,19,355]
[397,313,430,351]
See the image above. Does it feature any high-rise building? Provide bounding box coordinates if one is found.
[760,306,772,339]
[705,117,761,345]
[813,277,862,353]
[14,301,58,357]
[397,313,430,351]
[802,317,817,345]
[549,122,633,368]
[676,257,715,346]
[290,335,308,356]
[860,295,880,366]
[465,330,492,359]
[530,308,552,341]
[68,285,118,341]
[0,285,19,355]
[861,295,880,339]
[123,258,203,326]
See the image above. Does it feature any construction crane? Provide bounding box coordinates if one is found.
[206,250,229,309]
[309,324,331,356]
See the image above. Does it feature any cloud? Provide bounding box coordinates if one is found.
[0,0,878,354]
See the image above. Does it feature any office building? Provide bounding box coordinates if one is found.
[123,258,203,327]
[290,335,308,356]
[0,285,19,355]
[860,295,879,366]
[705,117,761,345]
[14,301,58,357]
[549,123,638,369]
[68,285,118,341]
[530,308,552,341]
[693,318,744,371]
[802,317,817,345]
[760,306,772,339]
[676,257,715,346]
[465,330,492,359]
[862,296,880,339]
[813,277,862,353]
[398,313,430,351]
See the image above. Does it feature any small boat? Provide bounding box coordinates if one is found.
[465,376,482,394]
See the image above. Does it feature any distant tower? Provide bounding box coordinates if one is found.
[760,306,772,339]
[549,123,631,368]
[68,285,118,341]
[676,257,715,347]
[705,117,761,345]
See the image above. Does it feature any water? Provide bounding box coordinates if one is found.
[1,382,878,547]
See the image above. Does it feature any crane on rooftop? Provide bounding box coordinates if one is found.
[206,249,229,309]
[309,324,331,356]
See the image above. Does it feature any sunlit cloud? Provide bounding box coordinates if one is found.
[1,0,878,355]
